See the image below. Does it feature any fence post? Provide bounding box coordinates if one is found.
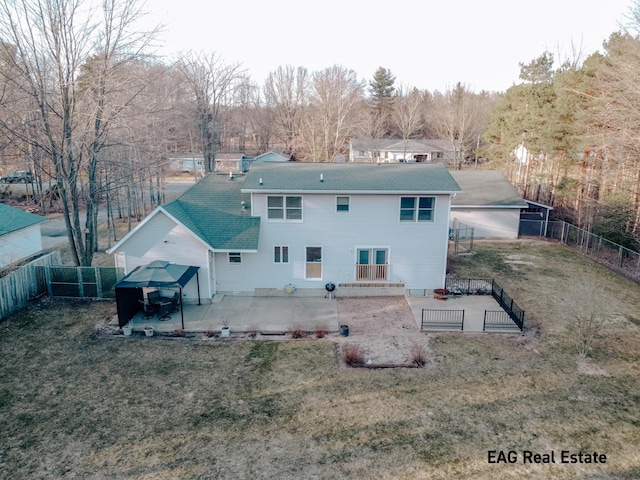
[96,267,103,298]
[618,246,624,268]
[45,266,52,296]
[561,221,567,244]
[77,267,84,298]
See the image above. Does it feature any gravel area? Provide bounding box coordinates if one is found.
[334,296,431,367]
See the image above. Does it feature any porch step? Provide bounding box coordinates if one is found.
[338,283,405,297]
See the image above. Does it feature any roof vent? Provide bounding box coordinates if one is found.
[229,171,234,180]
[320,173,324,182]
[241,201,246,210]
[259,178,263,185]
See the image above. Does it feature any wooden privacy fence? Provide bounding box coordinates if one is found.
[0,255,124,321]
[0,252,60,320]
[37,265,124,298]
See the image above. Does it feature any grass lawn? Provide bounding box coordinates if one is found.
[1,240,640,479]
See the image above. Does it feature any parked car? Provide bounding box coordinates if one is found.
[0,171,34,183]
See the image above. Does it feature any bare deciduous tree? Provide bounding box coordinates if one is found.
[392,86,424,159]
[263,65,309,157]
[307,65,365,162]
[0,0,157,265]
[177,51,244,173]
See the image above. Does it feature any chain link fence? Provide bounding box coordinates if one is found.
[522,219,640,283]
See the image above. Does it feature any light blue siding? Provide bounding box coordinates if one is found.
[216,192,451,292]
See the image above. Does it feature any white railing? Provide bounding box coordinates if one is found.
[356,264,388,281]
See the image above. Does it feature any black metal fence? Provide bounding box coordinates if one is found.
[421,309,465,331]
[490,280,524,331]
[483,310,522,332]
[445,277,492,295]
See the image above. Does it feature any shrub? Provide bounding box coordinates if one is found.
[247,325,258,338]
[314,325,327,338]
[342,344,364,366]
[204,330,216,338]
[173,329,185,337]
[410,344,427,367]
[288,323,305,339]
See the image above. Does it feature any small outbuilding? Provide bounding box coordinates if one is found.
[449,170,528,239]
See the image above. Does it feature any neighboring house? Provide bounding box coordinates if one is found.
[449,170,528,239]
[107,163,461,300]
[252,151,293,163]
[169,151,291,176]
[169,156,205,175]
[349,138,462,163]
[0,204,46,269]
[214,153,252,174]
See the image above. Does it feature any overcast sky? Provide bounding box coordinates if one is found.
[145,0,634,93]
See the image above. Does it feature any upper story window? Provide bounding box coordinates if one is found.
[336,196,350,213]
[267,195,302,221]
[400,196,435,222]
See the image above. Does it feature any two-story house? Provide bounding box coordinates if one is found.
[107,162,460,300]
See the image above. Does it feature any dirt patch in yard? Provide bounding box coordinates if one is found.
[334,296,432,367]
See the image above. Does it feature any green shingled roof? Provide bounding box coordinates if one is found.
[450,171,528,208]
[0,203,46,237]
[243,162,461,193]
[163,174,260,250]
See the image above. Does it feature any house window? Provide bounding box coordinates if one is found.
[400,196,435,222]
[274,246,289,263]
[305,246,322,279]
[267,195,302,220]
[336,196,350,213]
[228,252,242,264]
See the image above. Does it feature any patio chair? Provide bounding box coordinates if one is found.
[158,300,173,321]
[138,299,157,319]
[147,290,161,305]
[169,292,180,312]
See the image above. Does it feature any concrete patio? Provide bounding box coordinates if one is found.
[405,292,521,332]
[126,295,341,334]
[122,291,521,335]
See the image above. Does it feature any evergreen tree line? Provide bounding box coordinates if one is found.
[483,27,640,250]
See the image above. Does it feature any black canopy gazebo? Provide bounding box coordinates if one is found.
[114,260,201,329]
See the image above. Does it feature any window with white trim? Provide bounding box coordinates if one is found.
[228,252,242,264]
[267,195,302,220]
[336,196,350,213]
[400,196,435,222]
[274,246,289,263]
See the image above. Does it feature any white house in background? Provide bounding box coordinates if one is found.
[169,156,205,175]
[0,204,46,269]
[349,138,462,163]
[449,170,528,239]
[107,162,461,300]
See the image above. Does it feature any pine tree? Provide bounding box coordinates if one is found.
[368,67,396,137]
